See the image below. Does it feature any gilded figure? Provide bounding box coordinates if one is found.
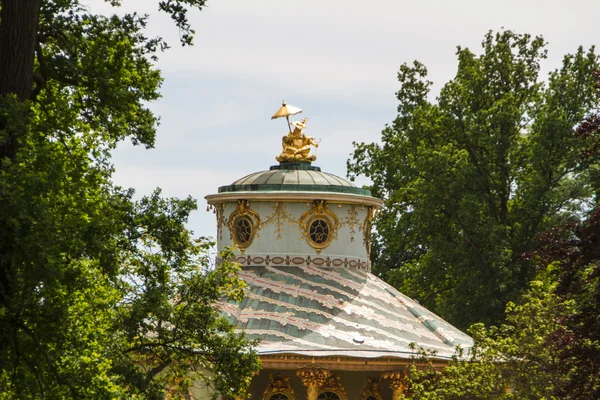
[276,117,319,162]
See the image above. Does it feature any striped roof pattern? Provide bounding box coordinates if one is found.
[218,168,371,195]
[231,169,356,187]
[218,266,473,360]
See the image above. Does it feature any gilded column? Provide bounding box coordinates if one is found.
[297,367,331,400]
[382,371,405,400]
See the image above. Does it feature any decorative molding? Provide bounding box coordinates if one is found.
[320,373,348,400]
[232,254,370,271]
[228,200,261,253]
[259,354,450,371]
[297,367,332,400]
[216,202,227,240]
[360,377,383,400]
[363,207,375,258]
[206,192,384,208]
[382,371,406,400]
[341,204,361,242]
[260,201,297,239]
[262,373,295,400]
[299,200,340,253]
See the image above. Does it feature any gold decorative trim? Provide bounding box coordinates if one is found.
[341,204,361,242]
[382,371,406,400]
[363,207,375,258]
[319,373,348,400]
[228,200,261,253]
[297,367,332,400]
[260,201,297,239]
[360,377,383,400]
[299,200,339,254]
[216,203,227,240]
[262,373,295,400]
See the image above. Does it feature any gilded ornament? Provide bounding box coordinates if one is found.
[228,200,261,253]
[319,373,348,400]
[341,204,361,242]
[299,200,339,253]
[382,371,405,400]
[297,367,332,400]
[260,201,297,239]
[360,377,383,400]
[262,373,295,400]
[362,207,375,258]
[216,203,227,240]
[273,108,319,162]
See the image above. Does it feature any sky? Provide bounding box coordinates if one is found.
[90,0,600,240]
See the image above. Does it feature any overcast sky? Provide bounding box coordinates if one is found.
[90,0,600,240]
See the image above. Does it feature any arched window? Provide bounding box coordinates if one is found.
[269,394,290,400]
[317,392,341,400]
[262,374,295,400]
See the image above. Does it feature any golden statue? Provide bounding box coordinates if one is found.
[271,102,319,163]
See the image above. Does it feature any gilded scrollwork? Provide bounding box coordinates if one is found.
[360,377,383,400]
[319,373,348,400]
[297,367,332,400]
[341,204,361,242]
[228,200,261,253]
[261,201,297,239]
[262,373,295,400]
[298,200,340,253]
[216,203,227,240]
[362,207,375,258]
[382,371,405,400]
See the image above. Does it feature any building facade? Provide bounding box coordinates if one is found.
[203,108,472,399]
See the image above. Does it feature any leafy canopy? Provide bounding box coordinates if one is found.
[400,205,600,399]
[349,30,600,328]
[0,0,260,398]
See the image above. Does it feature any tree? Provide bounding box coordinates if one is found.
[348,30,600,329]
[0,1,260,398]
[398,205,600,399]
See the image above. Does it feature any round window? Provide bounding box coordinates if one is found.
[309,218,330,244]
[318,392,341,400]
[233,216,254,247]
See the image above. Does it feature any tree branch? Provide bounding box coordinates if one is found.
[17,322,80,398]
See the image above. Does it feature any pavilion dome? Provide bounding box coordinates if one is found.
[218,162,370,196]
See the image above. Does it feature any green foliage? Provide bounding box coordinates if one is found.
[398,207,600,399]
[349,30,600,328]
[0,0,260,398]
[399,272,570,399]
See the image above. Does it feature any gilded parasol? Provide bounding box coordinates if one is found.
[271,101,302,131]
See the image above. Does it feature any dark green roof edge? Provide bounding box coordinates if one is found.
[218,183,372,196]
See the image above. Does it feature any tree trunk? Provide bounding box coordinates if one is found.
[0,0,42,160]
[0,0,42,308]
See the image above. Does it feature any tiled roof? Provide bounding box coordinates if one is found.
[217,163,371,196]
[218,266,473,360]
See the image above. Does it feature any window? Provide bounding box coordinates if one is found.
[318,392,341,400]
[234,215,253,246]
[309,218,330,244]
[269,394,290,400]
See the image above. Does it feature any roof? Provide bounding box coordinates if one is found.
[218,162,371,196]
[218,265,473,360]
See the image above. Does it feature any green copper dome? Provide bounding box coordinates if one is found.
[218,162,371,196]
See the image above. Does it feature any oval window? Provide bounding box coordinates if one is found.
[233,216,254,247]
[309,218,330,244]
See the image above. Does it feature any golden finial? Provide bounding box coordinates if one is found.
[272,102,319,163]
